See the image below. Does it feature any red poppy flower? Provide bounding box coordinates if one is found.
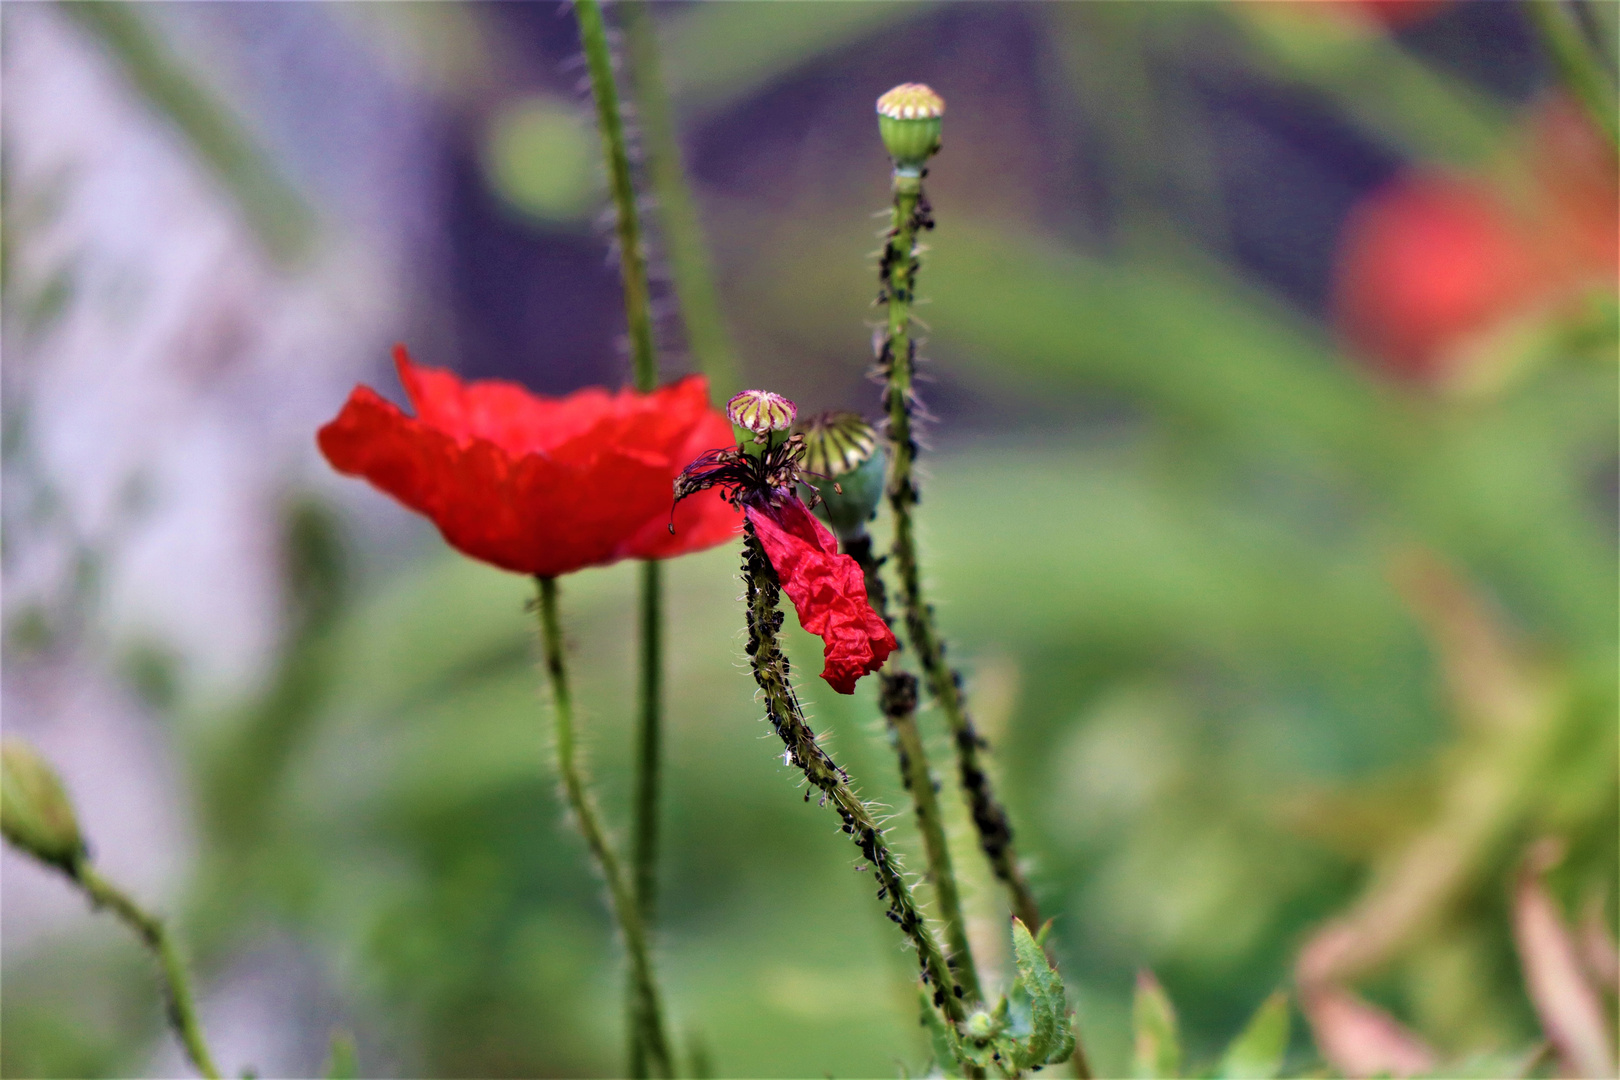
[1332,173,1547,382]
[746,494,897,694]
[318,345,740,577]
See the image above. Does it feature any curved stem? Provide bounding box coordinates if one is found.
[878,171,1044,936]
[741,526,975,1052]
[845,533,982,1005]
[535,577,674,1079]
[621,0,740,398]
[1524,0,1618,151]
[75,862,220,1079]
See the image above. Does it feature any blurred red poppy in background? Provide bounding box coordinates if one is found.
[1332,95,1617,385]
[318,346,740,577]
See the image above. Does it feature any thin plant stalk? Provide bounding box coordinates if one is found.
[577,0,658,392]
[740,526,972,1035]
[575,5,669,1072]
[534,576,674,1080]
[844,533,983,1005]
[620,0,741,398]
[1524,0,1619,150]
[74,863,221,1079]
[877,171,1044,936]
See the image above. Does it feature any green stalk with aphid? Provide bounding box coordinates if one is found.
[871,83,1045,935]
[800,412,983,1007]
[674,393,979,1069]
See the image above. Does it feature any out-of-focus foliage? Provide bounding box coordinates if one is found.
[2,1,1614,1078]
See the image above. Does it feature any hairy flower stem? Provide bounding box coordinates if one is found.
[575,6,668,1071]
[620,0,740,397]
[71,862,220,1078]
[878,172,1045,937]
[741,525,970,1031]
[844,533,982,1005]
[535,577,674,1080]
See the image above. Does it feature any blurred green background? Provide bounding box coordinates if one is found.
[2,2,1615,1077]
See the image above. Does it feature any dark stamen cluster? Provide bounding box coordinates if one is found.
[671,435,810,524]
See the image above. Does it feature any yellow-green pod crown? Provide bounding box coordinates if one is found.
[1,738,85,869]
[876,83,944,173]
[727,389,797,443]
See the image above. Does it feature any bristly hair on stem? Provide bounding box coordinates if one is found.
[532,576,675,1079]
[875,122,1044,937]
[740,524,972,1034]
[574,5,670,1075]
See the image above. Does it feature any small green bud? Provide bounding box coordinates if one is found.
[726,389,797,445]
[876,83,944,174]
[800,412,886,541]
[1,738,85,870]
[964,1009,996,1041]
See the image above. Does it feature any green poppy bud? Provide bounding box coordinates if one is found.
[1,738,85,870]
[800,412,886,541]
[876,83,944,174]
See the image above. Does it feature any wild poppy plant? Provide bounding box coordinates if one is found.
[675,391,897,694]
[318,345,740,577]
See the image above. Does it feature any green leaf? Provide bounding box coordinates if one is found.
[1011,917,1074,1067]
[323,1030,357,1080]
[1133,970,1181,1079]
[1217,991,1289,1080]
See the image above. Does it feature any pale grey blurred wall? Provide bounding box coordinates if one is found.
[2,5,445,1072]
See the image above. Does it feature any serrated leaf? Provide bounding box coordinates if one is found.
[1012,917,1074,1066]
[919,987,963,1077]
[1133,970,1181,1079]
[1218,991,1289,1079]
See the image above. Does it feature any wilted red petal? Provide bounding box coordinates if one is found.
[317,346,741,577]
[746,495,896,694]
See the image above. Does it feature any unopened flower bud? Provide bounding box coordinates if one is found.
[727,389,797,445]
[800,412,886,541]
[1,738,85,870]
[964,1008,996,1041]
[876,83,944,173]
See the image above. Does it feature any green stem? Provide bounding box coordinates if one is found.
[845,532,982,1005]
[534,577,674,1079]
[621,1,740,398]
[878,170,1045,937]
[577,0,658,392]
[575,9,670,1072]
[741,525,971,1037]
[74,862,221,1079]
[633,560,662,926]
[1524,0,1619,151]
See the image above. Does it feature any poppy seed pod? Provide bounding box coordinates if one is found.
[800,412,886,541]
[876,83,944,174]
[1,738,85,870]
[726,389,797,442]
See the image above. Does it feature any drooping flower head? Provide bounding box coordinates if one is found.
[319,345,740,577]
[675,393,896,694]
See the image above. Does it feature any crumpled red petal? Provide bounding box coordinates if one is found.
[746,495,897,694]
[317,346,739,577]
